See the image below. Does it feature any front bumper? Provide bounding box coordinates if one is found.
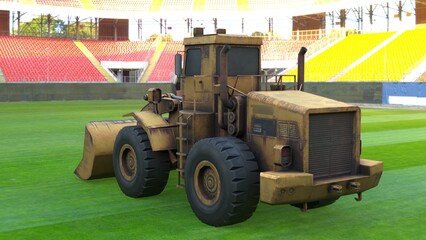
[260,159,383,204]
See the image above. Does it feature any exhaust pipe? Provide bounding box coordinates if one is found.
[297,47,308,91]
[219,44,234,109]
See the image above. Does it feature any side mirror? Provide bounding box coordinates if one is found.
[175,53,182,76]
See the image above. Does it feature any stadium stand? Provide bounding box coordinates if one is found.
[161,0,192,11]
[81,40,155,62]
[2,30,423,83]
[262,39,316,61]
[0,36,107,82]
[90,0,151,11]
[339,28,426,81]
[148,41,183,82]
[204,0,238,11]
[0,0,361,13]
[287,31,394,81]
[35,0,82,8]
[248,0,304,11]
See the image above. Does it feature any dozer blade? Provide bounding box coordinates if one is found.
[74,120,136,180]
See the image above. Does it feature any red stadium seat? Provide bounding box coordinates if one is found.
[81,40,155,62]
[0,36,107,82]
[148,41,184,82]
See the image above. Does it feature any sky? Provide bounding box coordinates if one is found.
[8,1,418,41]
[127,5,417,41]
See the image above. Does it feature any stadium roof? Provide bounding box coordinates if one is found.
[0,0,392,19]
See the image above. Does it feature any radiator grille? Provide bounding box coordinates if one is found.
[309,112,355,179]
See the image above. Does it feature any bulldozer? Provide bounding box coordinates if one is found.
[75,28,383,226]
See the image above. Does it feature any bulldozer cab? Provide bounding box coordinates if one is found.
[175,29,263,113]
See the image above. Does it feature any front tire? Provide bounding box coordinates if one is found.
[185,137,260,226]
[113,126,170,198]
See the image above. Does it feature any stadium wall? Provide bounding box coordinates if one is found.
[0,83,173,101]
[99,19,129,40]
[303,82,383,104]
[382,82,426,106]
[0,82,379,103]
[0,10,9,36]
[1,83,424,106]
[292,13,326,40]
[417,0,426,24]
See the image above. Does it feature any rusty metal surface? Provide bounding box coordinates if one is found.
[127,111,177,151]
[183,34,262,46]
[76,31,383,216]
[181,36,262,113]
[246,89,381,205]
[248,90,359,115]
[74,120,136,180]
[260,159,383,204]
[247,90,361,173]
[176,110,215,173]
[219,45,233,109]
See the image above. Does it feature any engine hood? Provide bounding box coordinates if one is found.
[247,90,359,114]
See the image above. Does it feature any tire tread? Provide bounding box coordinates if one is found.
[113,126,170,198]
[185,137,260,226]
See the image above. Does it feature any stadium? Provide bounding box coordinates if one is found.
[0,0,425,239]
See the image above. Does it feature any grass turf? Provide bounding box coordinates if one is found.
[0,101,425,239]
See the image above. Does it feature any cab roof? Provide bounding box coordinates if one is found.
[183,34,263,46]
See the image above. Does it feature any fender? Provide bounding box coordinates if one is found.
[124,111,177,151]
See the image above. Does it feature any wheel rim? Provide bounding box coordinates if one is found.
[119,144,137,181]
[194,160,221,206]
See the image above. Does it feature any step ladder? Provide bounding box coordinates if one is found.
[176,112,194,188]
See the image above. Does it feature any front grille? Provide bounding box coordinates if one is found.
[309,112,355,179]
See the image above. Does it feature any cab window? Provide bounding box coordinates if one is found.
[216,46,259,76]
[185,48,201,76]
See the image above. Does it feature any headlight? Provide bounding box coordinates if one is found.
[281,146,292,167]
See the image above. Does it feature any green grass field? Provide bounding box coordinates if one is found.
[1,100,425,239]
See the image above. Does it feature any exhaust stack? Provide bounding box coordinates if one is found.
[219,44,234,109]
[297,47,308,91]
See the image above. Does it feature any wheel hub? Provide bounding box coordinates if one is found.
[119,144,137,181]
[204,169,218,193]
[194,160,221,206]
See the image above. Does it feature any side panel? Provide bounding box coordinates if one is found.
[182,45,215,112]
[247,91,360,180]
[177,110,215,175]
[246,97,306,172]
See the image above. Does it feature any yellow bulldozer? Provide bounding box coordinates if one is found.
[75,28,383,226]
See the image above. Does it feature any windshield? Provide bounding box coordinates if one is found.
[216,46,260,76]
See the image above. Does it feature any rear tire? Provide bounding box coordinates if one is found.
[185,137,260,226]
[113,126,170,198]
